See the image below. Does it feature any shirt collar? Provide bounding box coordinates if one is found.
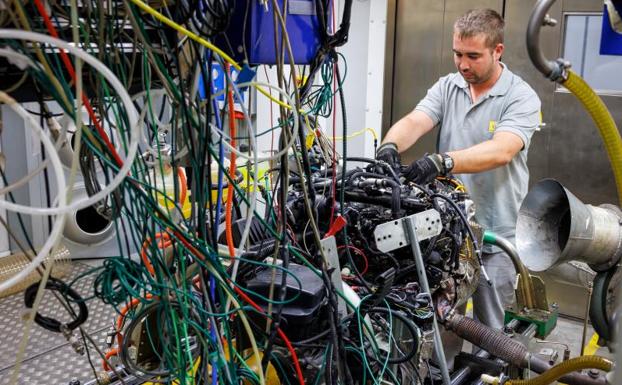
[451,62,512,96]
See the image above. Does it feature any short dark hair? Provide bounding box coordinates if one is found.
[454,9,505,49]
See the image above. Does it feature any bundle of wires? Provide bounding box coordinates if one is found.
[0,1,414,385]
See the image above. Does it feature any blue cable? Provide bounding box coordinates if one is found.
[200,51,221,385]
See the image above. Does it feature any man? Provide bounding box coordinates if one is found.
[377,9,541,328]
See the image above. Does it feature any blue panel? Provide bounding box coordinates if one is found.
[216,0,325,65]
[600,4,622,55]
[198,62,248,102]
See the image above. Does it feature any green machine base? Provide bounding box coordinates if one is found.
[504,307,559,339]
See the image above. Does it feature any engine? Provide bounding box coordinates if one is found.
[233,154,483,384]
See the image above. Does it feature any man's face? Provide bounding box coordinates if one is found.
[452,32,503,85]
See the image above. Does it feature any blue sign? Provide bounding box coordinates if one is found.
[601,2,622,55]
[198,62,255,102]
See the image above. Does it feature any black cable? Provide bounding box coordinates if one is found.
[346,171,402,218]
[346,156,401,183]
[118,300,173,380]
[37,98,53,233]
[24,277,89,333]
[430,193,484,270]
[118,300,202,381]
[366,307,420,364]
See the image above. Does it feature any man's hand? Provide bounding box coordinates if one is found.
[375,142,401,172]
[403,153,453,184]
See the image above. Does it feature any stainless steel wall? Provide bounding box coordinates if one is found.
[383,0,503,164]
[383,0,622,318]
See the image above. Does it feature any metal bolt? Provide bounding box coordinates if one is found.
[543,14,558,27]
[588,369,600,379]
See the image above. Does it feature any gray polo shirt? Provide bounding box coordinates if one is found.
[415,65,541,251]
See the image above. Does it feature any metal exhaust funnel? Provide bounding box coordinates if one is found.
[516,179,622,272]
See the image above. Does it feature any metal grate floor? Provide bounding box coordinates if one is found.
[0,263,116,385]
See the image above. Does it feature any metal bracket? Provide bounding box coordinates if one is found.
[320,235,346,315]
[373,209,442,252]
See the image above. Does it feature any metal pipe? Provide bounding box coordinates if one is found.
[580,283,594,357]
[526,0,565,81]
[546,262,595,289]
[483,232,536,309]
[405,216,451,385]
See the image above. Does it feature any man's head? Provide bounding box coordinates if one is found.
[453,9,505,85]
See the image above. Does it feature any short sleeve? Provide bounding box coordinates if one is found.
[494,85,541,151]
[414,79,444,126]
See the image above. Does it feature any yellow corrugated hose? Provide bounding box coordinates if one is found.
[562,70,622,205]
[505,355,613,385]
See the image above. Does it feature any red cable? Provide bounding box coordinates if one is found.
[33,0,123,167]
[338,245,369,275]
[224,63,237,261]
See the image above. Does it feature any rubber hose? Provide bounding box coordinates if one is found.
[506,355,612,385]
[562,70,622,205]
[445,314,528,367]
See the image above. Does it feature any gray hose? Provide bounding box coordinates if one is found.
[527,0,565,81]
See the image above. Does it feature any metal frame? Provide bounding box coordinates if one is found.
[404,215,451,385]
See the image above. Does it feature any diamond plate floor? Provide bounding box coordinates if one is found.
[0,263,116,385]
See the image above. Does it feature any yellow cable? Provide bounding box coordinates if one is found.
[127,0,240,70]
[334,127,379,141]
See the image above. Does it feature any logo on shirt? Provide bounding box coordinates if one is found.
[488,120,496,133]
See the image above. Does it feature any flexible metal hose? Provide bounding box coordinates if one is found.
[506,355,612,385]
[445,314,529,367]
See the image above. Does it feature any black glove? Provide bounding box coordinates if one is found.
[375,142,401,172]
[403,153,453,184]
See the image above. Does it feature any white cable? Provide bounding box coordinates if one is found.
[222,72,259,284]
[0,30,139,216]
[210,81,299,162]
[0,92,67,292]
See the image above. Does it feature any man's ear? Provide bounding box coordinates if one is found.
[494,43,504,61]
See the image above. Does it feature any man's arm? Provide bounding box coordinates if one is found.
[382,110,436,152]
[447,131,524,174]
